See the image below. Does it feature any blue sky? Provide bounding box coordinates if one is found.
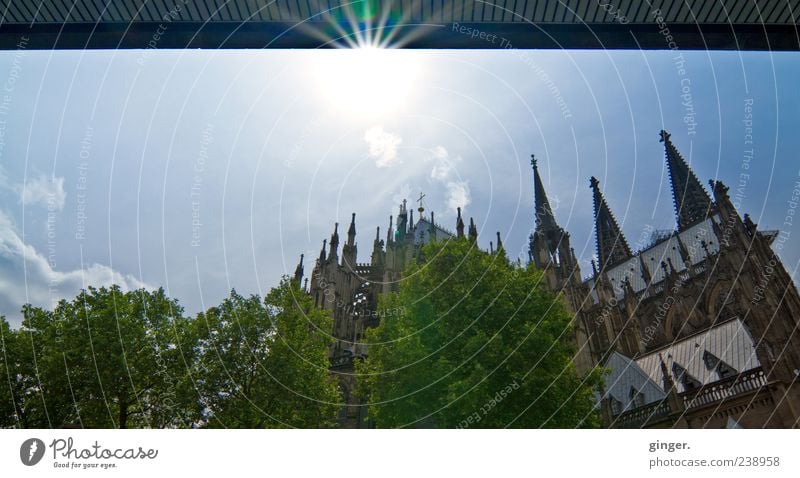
[0,48,798,325]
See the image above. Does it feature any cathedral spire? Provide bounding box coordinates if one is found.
[660,130,713,230]
[468,217,478,241]
[456,207,465,238]
[293,254,304,286]
[319,239,327,263]
[346,213,356,246]
[531,155,558,232]
[590,176,632,269]
[397,199,408,237]
[496,231,503,252]
[343,214,357,268]
[328,223,339,261]
[371,226,384,266]
[386,215,393,244]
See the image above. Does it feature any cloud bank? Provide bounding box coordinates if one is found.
[16,175,67,210]
[0,210,151,325]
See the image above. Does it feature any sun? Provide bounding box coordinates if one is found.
[311,45,422,119]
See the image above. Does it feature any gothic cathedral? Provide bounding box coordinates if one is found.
[295,130,800,428]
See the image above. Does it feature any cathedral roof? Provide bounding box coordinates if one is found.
[603,352,667,414]
[586,216,722,303]
[634,318,759,393]
[412,217,455,245]
[602,319,760,412]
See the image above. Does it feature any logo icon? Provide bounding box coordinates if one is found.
[20,438,45,466]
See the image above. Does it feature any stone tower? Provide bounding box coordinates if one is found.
[300,129,800,428]
[304,200,459,427]
[526,131,800,428]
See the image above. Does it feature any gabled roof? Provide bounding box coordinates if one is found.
[412,218,454,246]
[603,319,760,409]
[635,319,759,393]
[588,216,722,302]
[604,351,667,413]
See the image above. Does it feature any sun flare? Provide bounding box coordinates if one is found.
[312,46,421,119]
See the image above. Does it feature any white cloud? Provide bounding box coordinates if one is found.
[364,126,402,168]
[17,175,66,210]
[427,146,470,212]
[430,160,452,181]
[446,181,471,211]
[0,210,152,325]
[429,146,464,181]
[431,145,448,161]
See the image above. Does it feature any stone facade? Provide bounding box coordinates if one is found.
[530,131,800,428]
[294,130,800,428]
[300,200,459,427]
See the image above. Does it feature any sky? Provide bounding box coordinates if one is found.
[0,47,798,326]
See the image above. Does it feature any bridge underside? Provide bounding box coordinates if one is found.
[1,1,798,51]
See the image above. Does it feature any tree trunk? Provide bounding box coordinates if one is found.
[119,400,128,429]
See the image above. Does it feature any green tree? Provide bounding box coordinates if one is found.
[0,315,23,428]
[357,238,602,428]
[0,306,77,428]
[194,278,340,428]
[5,287,196,429]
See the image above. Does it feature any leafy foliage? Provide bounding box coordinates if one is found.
[357,238,602,428]
[193,279,340,428]
[0,279,339,428]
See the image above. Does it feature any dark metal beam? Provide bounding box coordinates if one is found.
[0,21,797,51]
